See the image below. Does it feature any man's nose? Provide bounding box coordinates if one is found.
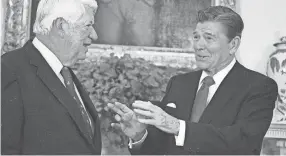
[89,27,98,41]
[194,38,205,50]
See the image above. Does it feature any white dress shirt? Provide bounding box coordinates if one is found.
[32,38,90,119]
[175,58,236,146]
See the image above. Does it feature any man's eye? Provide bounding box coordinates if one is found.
[193,35,199,40]
[206,36,213,40]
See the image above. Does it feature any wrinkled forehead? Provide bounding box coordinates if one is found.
[194,21,228,36]
[83,4,97,14]
[76,6,95,24]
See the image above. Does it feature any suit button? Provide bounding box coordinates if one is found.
[189,148,196,154]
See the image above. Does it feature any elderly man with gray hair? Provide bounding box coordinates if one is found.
[1,0,101,154]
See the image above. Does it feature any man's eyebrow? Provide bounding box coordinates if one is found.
[205,32,216,36]
[204,32,216,37]
[85,21,93,25]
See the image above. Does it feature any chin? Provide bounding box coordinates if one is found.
[196,61,210,70]
[78,51,87,60]
[81,53,87,60]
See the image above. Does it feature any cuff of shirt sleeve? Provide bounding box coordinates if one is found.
[128,130,148,149]
[175,120,186,146]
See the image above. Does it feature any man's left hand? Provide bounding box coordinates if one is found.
[132,100,180,135]
[106,102,147,141]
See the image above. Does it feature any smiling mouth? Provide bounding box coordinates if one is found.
[197,55,209,60]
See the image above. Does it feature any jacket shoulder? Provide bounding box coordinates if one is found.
[1,47,30,87]
[239,64,276,84]
[1,61,18,91]
[2,47,27,65]
[233,63,277,95]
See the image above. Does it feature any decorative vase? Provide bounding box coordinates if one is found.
[266,35,286,123]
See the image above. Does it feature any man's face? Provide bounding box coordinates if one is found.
[62,8,97,66]
[193,21,233,72]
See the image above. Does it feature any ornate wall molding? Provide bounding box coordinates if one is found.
[2,0,31,53]
[265,124,286,139]
[85,44,197,69]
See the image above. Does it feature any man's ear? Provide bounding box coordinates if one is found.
[229,36,241,55]
[52,17,68,37]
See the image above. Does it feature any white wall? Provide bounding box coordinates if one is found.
[236,0,286,75]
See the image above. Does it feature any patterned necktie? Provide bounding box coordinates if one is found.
[190,76,215,122]
[61,66,94,138]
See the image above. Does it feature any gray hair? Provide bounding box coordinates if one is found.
[33,0,98,35]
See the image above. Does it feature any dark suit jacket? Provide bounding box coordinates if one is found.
[1,41,102,155]
[132,62,278,155]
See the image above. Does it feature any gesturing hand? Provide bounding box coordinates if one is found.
[107,102,147,141]
[133,101,180,135]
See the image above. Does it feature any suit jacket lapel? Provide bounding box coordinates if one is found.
[199,62,243,123]
[183,71,202,120]
[25,42,93,145]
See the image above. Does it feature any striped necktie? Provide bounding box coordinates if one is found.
[190,76,215,122]
[61,66,94,138]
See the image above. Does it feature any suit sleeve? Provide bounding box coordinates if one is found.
[132,76,176,155]
[1,63,24,154]
[183,78,278,154]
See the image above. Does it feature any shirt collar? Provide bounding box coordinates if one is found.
[32,37,63,75]
[200,58,236,85]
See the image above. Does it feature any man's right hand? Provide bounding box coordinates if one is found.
[107,102,147,141]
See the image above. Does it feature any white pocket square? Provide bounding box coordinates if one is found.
[166,103,176,108]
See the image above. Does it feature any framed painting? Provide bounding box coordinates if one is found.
[82,0,237,68]
[91,0,236,49]
[2,0,237,54]
[27,0,236,48]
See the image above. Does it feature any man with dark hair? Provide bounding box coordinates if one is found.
[107,6,278,155]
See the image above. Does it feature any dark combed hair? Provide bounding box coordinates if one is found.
[197,6,244,41]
